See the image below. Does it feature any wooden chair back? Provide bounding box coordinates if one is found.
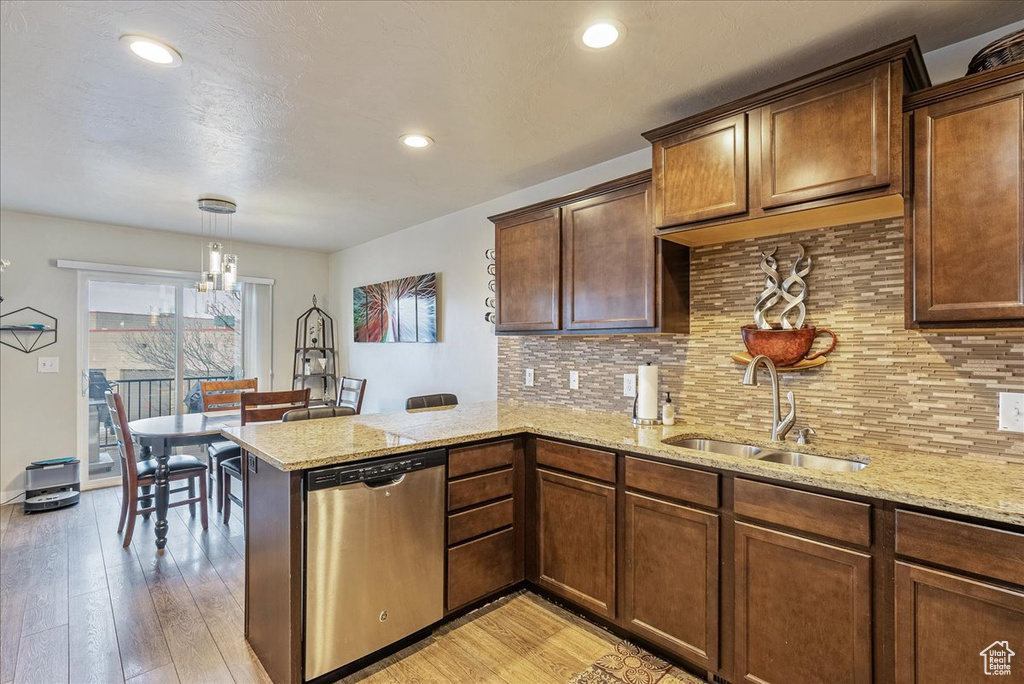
[406,393,459,410]
[200,378,258,412]
[337,377,367,414]
[105,391,139,490]
[241,389,311,426]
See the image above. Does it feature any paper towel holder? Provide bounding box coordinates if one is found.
[632,394,663,427]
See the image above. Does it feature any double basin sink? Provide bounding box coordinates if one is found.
[663,437,867,472]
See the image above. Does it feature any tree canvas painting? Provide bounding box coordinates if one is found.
[353,272,437,343]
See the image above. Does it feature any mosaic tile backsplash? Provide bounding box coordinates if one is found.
[497,219,1024,464]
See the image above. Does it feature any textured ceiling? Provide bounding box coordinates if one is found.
[2,1,1022,252]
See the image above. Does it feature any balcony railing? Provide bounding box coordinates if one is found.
[96,374,231,447]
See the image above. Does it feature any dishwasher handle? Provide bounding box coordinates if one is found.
[363,474,405,488]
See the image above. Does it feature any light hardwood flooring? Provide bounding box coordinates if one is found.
[1,490,702,684]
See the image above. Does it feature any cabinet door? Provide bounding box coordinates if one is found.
[735,522,872,684]
[624,492,718,670]
[910,79,1024,323]
[652,113,748,227]
[536,468,616,618]
[895,562,1024,684]
[563,182,655,329]
[761,64,890,208]
[495,208,561,331]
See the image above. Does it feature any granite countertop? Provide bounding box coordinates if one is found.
[222,401,1024,526]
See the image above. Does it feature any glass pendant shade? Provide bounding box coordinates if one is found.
[208,242,223,274]
[196,199,238,293]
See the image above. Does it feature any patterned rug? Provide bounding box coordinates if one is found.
[568,641,672,684]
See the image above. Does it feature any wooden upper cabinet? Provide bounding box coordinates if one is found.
[494,208,561,332]
[652,113,747,227]
[760,64,891,208]
[643,37,927,247]
[734,522,873,684]
[563,182,656,329]
[906,66,1024,326]
[490,172,690,335]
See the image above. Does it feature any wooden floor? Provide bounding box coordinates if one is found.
[0,489,702,684]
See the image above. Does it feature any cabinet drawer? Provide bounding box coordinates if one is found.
[734,478,871,547]
[448,498,514,546]
[625,457,719,508]
[447,527,516,612]
[896,510,1024,586]
[449,440,515,479]
[535,439,616,483]
[447,468,513,511]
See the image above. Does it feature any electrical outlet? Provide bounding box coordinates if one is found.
[998,392,1024,432]
[524,368,534,387]
[37,357,59,373]
[623,373,637,397]
[569,370,579,390]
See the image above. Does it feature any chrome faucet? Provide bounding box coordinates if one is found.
[742,355,796,442]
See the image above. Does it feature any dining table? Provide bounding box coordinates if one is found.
[128,411,241,551]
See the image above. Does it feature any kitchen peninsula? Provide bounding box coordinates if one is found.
[223,401,1024,684]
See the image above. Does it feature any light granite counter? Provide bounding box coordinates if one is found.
[222,401,1024,526]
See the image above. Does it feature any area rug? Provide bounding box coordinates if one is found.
[568,641,671,684]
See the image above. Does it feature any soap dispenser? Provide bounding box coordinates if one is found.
[662,392,675,426]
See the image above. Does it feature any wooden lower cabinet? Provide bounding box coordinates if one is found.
[447,527,517,612]
[734,522,873,684]
[535,467,616,618]
[894,562,1024,684]
[623,492,719,670]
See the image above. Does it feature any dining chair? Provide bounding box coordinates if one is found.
[200,378,258,511]
[336,376,367,414]
[283,405,356,422]
[406,393,459,410]
[220,388,311,524]
[105,391,208,548]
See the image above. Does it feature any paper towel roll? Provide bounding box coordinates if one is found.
[636,364,659,420]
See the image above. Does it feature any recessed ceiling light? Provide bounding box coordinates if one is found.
[401,134,433,148]
[119,35,182,67]
[580,21,625,49]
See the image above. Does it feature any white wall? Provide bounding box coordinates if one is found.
[0,210,330,499]
[329,149,650,414]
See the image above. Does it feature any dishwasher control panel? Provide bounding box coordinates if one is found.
[307,449,445,491]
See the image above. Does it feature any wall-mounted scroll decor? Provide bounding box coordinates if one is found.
[485,248,496,325]
[0,306,58,353]
[354,272,437,343]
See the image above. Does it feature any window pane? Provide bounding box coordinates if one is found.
[87,280,176,481]
[181,288,243,413]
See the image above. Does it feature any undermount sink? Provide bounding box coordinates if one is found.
[756,450,867,472]
[662,436,867,472]
[661,437,763,459]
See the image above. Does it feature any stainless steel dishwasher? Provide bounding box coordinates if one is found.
[304,450,445,679]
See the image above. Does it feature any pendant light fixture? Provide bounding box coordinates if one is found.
[196,198,239,292]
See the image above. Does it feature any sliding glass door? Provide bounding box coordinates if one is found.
[79,274,243,486]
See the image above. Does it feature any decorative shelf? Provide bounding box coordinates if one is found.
[0,307,58,353]
[730,351,827,372]
[293,296,337,404]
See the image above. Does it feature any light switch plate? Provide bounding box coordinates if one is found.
[998,392,1024,432]
[569,370,579,390]
[524,368,534,387]
[37,357,59,373]
[623,373,637,398]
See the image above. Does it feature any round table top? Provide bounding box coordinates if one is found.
[128,412,240,440]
